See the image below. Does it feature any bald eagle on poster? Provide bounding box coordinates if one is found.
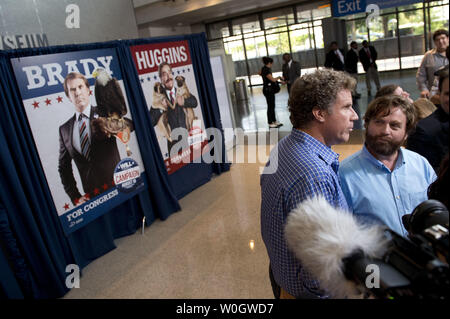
[92,68,127,118]
[91,68,133,155]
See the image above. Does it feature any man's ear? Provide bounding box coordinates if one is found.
[312,107,327,123]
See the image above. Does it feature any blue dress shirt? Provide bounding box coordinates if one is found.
[260,129,348,298]
[339,145,436,236]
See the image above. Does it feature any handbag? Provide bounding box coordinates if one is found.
[268,81,280,94]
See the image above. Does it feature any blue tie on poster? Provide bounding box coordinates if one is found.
[332,0,422,17]
[10,48,147,235]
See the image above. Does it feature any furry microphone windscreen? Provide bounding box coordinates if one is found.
[284,196,387,298]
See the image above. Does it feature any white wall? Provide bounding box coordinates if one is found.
[0,0,139,49]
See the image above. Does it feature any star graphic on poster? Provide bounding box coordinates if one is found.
[45,98,51,106]
[147,77,151,82]
[89,90,93,96]
[187,68,190,72]
[177,70,180,74]
[32,101,39,109]
[140,79,144,83]
[154,75,158,80]
[63,203,70,210]
[182,69,185,73]
[56,96,63,103]
[102,183,109,190]
[93,188,100,195]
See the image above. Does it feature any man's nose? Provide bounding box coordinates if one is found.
[350,107,359,120]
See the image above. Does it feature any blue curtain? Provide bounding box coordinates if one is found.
[0,33,228,298]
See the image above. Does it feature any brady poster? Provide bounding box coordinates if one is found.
[11,48,147,235]
[130,40,208,174]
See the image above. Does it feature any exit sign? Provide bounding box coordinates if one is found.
[331,0,422,17]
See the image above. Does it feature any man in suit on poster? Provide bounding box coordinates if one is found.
[58,72,121,205]
[149,62,198,155]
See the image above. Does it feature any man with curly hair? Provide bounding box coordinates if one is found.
[261,69,359,299]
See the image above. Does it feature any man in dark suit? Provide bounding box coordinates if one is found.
[281,53,301,94]
[345,41,361,98]
[407,69,449,173]
[324,41,345,71]
[359,40,381,96]
[149,62,198,156]
[59,72,120,206]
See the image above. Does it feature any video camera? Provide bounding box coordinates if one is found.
[343,200,449,299]
[284,197,449,299]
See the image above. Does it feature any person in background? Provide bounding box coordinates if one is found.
[261,69,358,299]
[261,56,283,128]
[408,69,449,173]
[339,95,436,237]
[417,29,449,99]
[345,41,361,99]
[430,45,450,101]
[359,40,381,96]
[282,53,301,94]
[375,84,413,104]
[324,41,345,71]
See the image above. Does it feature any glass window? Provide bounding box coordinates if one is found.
[429,2,449,31]
[207,21,229,39]
[224,39,246,61]
[266,32,290,57]
[369,14,400,72]
[244,35,267,59]
[232,15,260,35]
[398,7,425,69]
[313,20,325,49]
[290,23,313,51]
[346,18,368,44]
[312,5,331,20]
[263,7,294,29]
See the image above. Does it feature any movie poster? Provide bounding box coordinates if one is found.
[11,48,147,235]
[130,41,208,174]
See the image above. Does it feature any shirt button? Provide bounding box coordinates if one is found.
[396,195,400,199]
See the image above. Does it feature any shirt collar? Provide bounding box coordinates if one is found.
[361,144,406,171]
[76,104,91,120]
[291,129,340,166]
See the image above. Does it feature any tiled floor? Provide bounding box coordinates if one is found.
[63,68,416,299]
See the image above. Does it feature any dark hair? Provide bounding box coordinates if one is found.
[289,69,356,129]
[438,68,449,93]
[283,53,290,58]
[433,29,449,41]
[158,62,172,78]
[64,72,89,98]
[350,41,357,46]
[375,84,399,98]
[262,57,273,65]
[362,40,368,45]
[428,153,449,210]
[364,95,416,135]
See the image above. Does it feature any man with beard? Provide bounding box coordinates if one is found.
[339,95,436,236]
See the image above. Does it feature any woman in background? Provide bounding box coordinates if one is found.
[260,57,283,128]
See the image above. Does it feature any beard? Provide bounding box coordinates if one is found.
[365,131,404,156]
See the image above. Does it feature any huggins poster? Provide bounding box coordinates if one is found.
[130,41,208,174]
[11,48,146,235]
